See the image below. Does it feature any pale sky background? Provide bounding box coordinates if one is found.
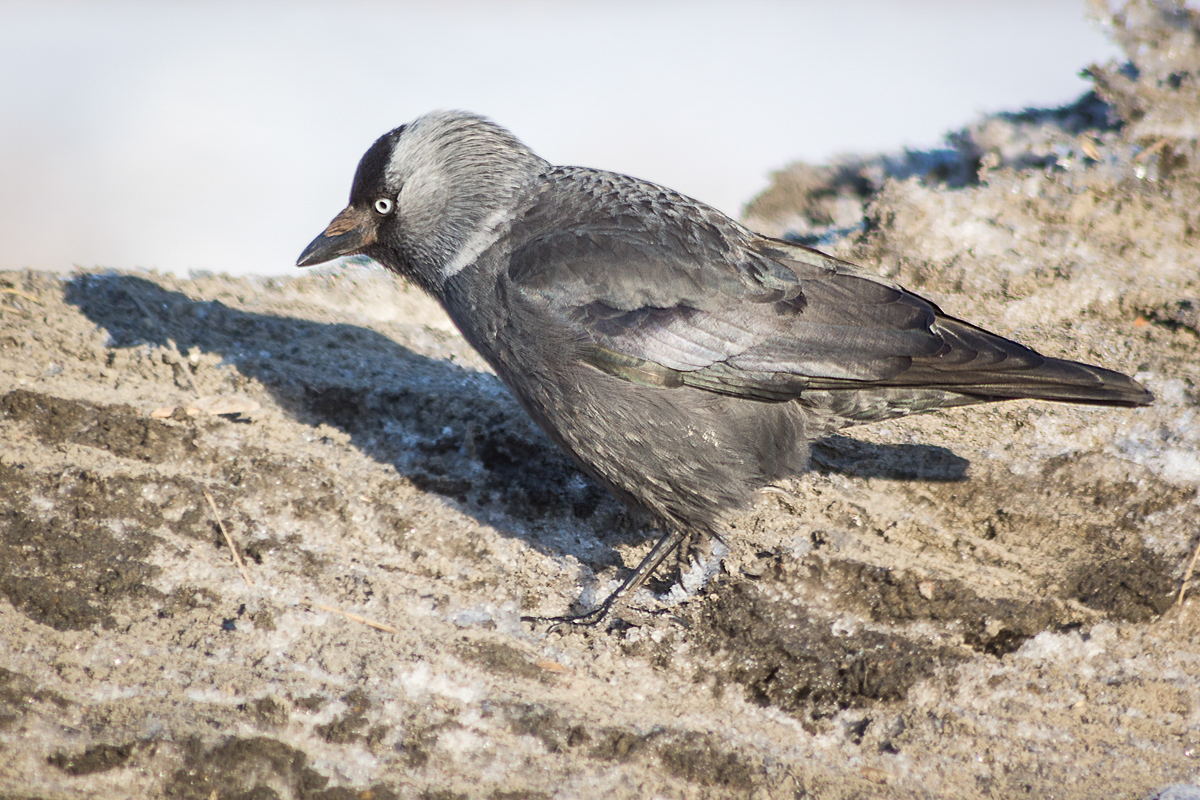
[0,1,1128,276]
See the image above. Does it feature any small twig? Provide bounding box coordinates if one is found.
[0,288,43,314]
[1134,137,1169,163]
[0,287,43,305]
[203,489,254,588]
[1177,530,1200,605]
[303,598,401,634]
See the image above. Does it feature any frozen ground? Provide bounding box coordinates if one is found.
[2,2,1200,798]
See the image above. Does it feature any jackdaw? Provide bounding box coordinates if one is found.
[298,110,1152,624]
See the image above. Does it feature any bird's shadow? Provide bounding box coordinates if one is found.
[810,437,966,482]
[65,272,966,568]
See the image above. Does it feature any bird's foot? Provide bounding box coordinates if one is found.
[521,593,688,633]
[521,530,690,632]
[521,591,622,632]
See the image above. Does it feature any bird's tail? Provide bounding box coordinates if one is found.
[916,316,1153,408]
[947,357,1153,407]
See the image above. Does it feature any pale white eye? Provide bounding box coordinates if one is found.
[374,197,394,215]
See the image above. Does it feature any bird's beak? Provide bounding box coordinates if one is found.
[296,205,378,267]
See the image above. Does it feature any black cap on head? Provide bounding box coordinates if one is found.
[349,125,405,204]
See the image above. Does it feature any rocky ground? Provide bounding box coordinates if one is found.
[2,2,1200,798]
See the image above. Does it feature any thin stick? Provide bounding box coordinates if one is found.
[0,288,43,305]
[203,489,254,588]
[304,598,401,634]
[1134,137,1169,163]
[1178,530,1200,605]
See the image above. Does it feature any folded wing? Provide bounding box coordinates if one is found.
[507,179,1151,413]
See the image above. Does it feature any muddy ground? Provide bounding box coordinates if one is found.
[2,3,1200,798]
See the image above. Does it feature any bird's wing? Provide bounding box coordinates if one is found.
[508,207,982,401]
[505,175,1145,407]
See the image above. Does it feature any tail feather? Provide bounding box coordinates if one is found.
[948,357,1153,408]
[913,315,1152,408]
[803,314,1153,409]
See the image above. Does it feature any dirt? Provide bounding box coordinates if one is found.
[2,2,1200,798]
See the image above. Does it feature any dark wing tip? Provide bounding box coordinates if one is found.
[1089,370,1154,407]
[942,359,1154,408]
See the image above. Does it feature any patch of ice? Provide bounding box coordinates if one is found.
[396,659,481,704]
[91,683,141,701]
[185,686,239,705]
[1144,785,1200,800]
[788,535,813,559]
[1107,377,1200,483]
[1155,379,1192,407]
[437,726,489,757]
[1017,625,1113,679]
[1160,449,1200,483]
[662,538,728,606]
[452,606,493,628]
[309,749,382,789]
[831,615,859,637]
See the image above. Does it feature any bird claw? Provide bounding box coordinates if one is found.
[521,595,621,632]
[521,596,689,633]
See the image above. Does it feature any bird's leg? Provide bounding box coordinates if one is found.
[522,530,686,629]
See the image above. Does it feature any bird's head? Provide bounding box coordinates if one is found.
[297,110,546,292]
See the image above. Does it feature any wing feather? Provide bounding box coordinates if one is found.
[504,171,1150,410]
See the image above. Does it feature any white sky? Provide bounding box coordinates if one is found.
[0,0,1125,275]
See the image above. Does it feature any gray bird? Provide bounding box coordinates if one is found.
[298,110,1152,624]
